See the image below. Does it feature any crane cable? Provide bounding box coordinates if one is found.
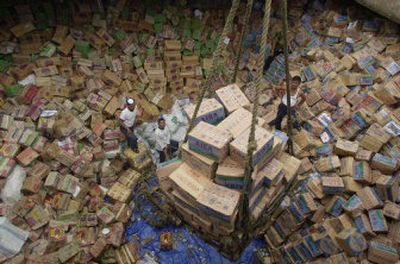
[183,0,241,143]
[240,0,272,231]
[230,0,254,83]
[282,0,294,155]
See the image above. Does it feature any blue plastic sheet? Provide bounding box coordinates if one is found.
[125,176,263,264]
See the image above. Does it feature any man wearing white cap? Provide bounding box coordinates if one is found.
[120,98,139,152]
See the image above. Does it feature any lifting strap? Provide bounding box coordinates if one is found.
[252,0,297,235]
[183,0,241,143]
[282,0,294,155]
[240,0,272,230]
[230,0,254,83]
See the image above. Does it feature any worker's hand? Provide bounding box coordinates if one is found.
[137,106,144,117]
[164,148,169,160]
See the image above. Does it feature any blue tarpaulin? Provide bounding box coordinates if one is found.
[124,176,263,264]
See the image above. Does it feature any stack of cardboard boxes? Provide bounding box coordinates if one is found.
[157,83,301,237]
[1,0,400,262]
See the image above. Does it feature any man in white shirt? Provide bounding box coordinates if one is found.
[120,98,139,152]
[155,117,171,163]
[274,76,305,131]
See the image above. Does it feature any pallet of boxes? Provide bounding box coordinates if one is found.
[157,83,302,243]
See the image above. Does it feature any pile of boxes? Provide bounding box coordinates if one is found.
[259,1,400,263]
[0,0,400,262]
[0,106,146,263]
[0,0,242,262]
[157,83,301,237]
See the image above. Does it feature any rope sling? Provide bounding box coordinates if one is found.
[183,0,241,142]
[180,0,273,230]
[179,0,298,244]
[230,0,254,84]
[240,0,271,231]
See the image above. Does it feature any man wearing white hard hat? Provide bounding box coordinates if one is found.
[120,98,139,153]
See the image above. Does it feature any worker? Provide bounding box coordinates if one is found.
[155,117,170,163]
[120,98,139,153]
[274,76,305,131]
[155,117,179,163]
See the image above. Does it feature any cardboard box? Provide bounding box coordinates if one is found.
[254,158,284,189]
[57,240,80,263]
[58,35,75,55]
[371,153,398,174]
[169,163,209,203]
[114,202,132,223]
[115,242,139,264]
[52,25,68,44]
[230,126,274,167]
[181,143,216,179]
[188,121,231,162]
[217,107,265,138]
[25,205,50,230]
[368,209,388,233]
[124,147,151,172]
[107,182,132,203]
[357,187,383,210]
[118,169,141,189]
[335,139,359,156]
[0,114,13,130]
[102,70,122,86]
[340,157,354,177]
[383,201,400,220]
[335,228,367,256]
[28,162,50,179]
[375,175,399,202]
[196,181,240,224]
[368,241,399,264]
[356,148,373,161]
[353,161,372,183]
[215,157,245,189]
[314,156,341,172]
[321,176,345,194]
[96,28,115,47]
[80,213,98,227]
[163,39,181,51]
[96,206,115,224]
[293,130,316,152]
[90,237,108,258]
[104,96,120,116]
[278,153,301,183]
[10,22,35,37]
[353,213,375,237]
[156,157,182,192]
[0,143,20,158]
[16,147,39,166]
[22,177,42,194]
[342,194,364,217]
[215,84,250,113]
[183,98,225,126]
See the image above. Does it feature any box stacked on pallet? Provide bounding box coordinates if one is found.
[157,84,301,236]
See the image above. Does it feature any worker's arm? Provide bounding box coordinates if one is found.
[164,147,169,160]
[119,118,131,133]
[272,83,285,98]
[130,106,140,128]
[297,88,307,107]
